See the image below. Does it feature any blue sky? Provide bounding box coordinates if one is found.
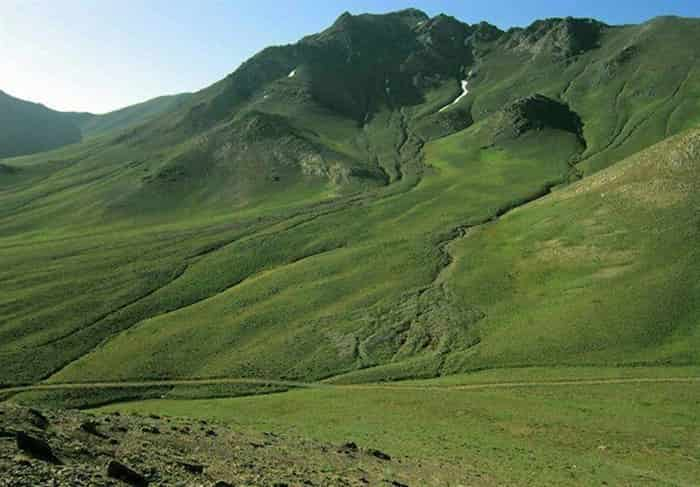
[2,0,699,113]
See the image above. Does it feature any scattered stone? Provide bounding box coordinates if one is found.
[368,448,391,461]
[13,454,32,467]
[391,481,409,487]
[0,428,16,438]
[148,414,161,420]
[27,409,49,429]
[141,426,160,434]
[80,421,108,439]
[205,429,217,437]
[107,460,149,486]
[339,441,359,454]
[213,482,233,487]
[177,460,205,474]
[16,431,61,464]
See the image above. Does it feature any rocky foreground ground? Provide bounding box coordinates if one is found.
[0,402,415,486]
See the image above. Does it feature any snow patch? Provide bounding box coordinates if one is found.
[438,80,469,113]
[288,69,297,78]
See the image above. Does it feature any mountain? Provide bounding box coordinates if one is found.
[0,92,192,159]
[0,90,82,158]
[1,10,700,389]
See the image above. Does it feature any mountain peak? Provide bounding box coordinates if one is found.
[506,16,606,58]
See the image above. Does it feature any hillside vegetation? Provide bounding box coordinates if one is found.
[0,91,82,158]
[1,10,699,389]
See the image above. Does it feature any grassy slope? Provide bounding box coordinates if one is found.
[441,128,700,373]
[68,93,192,138]
[0,91,82,158]
[41,120,578,384]
[1,15,700,388]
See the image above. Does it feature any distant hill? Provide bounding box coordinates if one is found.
[0,90,82,158]
[66,93,192,138]
[0,92,191,159]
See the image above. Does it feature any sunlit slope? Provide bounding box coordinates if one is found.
[441,128,700,372]
[2,12,700,386]
[0,91,81,158]
[67,93,193,138]
[43,115,580,384]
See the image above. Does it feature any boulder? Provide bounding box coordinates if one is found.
[107,460,149,486]
[16,432,61,464]
[367,448,391,461]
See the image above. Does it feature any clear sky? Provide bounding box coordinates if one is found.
[2,0,699,114]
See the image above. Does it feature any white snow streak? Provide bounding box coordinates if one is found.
[438,80,469,113]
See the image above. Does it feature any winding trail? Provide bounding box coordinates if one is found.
[2,375,698,397]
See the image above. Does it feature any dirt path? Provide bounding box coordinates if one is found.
[2,375,698,396]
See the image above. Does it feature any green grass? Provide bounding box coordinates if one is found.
[2,14,700,390]
[95,372,700,486]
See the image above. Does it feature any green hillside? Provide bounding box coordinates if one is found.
[1,11,700,390]
[66,93,192,138]
[0,90,82,158]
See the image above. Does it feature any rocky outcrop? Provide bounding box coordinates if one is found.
[495,94,584,141]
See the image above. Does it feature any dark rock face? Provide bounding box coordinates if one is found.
[107,460,149,486]
[16,432,60,464]
[496,94,584,141]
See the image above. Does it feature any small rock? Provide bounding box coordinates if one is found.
[205,429,217,437]
[16,431,61,464]
[368,448,391,461]
[80,421,108,439]
[141,426,160,434]
[28,409,49,429]
[148,414,161,420]
[107,460,148,486]
[391,481,409,487]
[213,482,233,487]
[177,460,205,474]
[339,441,359,454]
[13,454,32,467]
[0,428,16,438]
